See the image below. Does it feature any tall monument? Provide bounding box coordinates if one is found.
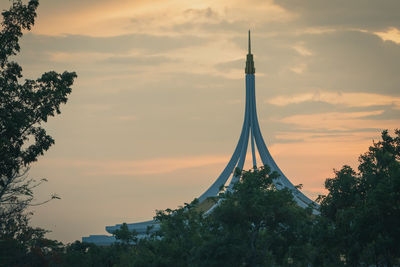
[83,31,316,245]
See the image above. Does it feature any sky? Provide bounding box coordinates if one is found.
[2,0,400,243]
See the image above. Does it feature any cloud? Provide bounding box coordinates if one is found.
[101,55,177,65]
[274,131,380,143]
[39,155,229,177]
[20,33,207,55]
[297,27,338,35]
[290,63,307,74]
[26,0,293,37]
[275,0,400,30]
[48,52,113,63]
[115,115,137,121]
[374,27,400,45]
[183,7,220,23]
[17,32,245,78]
[266,91,400,108]
[79,103,113,113]
[267,131,382,198]
[215,59,243,71]
[162,37,245,78]
[292,43,312,56]
[279,110,399,131]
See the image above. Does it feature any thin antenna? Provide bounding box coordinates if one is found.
[248,30,251,54]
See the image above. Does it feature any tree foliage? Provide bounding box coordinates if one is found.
[317,129,400,266]
[100,166,315,267]
[53,131,400,267]
[0,0,76,264]
[114,223,138,245]
[196,165,314,266]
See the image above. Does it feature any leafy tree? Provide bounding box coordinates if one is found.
[59,241,132,267]
[114,222,138,245]
[0,0,76,263]
[317,130,400,266]
[120,166,315,267]
[194,166,315,266]
[117,200,207,267]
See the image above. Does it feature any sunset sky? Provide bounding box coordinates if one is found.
[2,0,400,243]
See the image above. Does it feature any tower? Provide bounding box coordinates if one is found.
[83,31,316,244]
[196,31,314,208]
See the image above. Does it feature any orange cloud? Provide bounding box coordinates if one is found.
[374,27,400,45]
[266,91,400,109]
[275,131,380,143]
[292,42,312,56]
[290,63,307,74]
[31,0,293,37]
[279,110,399,131]
[38,155,229,176]
[267,131,383,199]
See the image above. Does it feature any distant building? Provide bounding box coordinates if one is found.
[82,31,317,245]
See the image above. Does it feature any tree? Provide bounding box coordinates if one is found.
[194,166,315,266]
[121,166,315,267]
[317,130,400,266]
[114,222,138,245]
[0,0,76,262]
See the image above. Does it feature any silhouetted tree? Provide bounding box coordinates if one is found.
[114,222,138,245]
[121,166,315,267]
[317,130,400,266]
[0,0,76,264]
[193,166,315,266]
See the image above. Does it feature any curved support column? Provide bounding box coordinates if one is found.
[248,75,313,207]
[198,72,251,201]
